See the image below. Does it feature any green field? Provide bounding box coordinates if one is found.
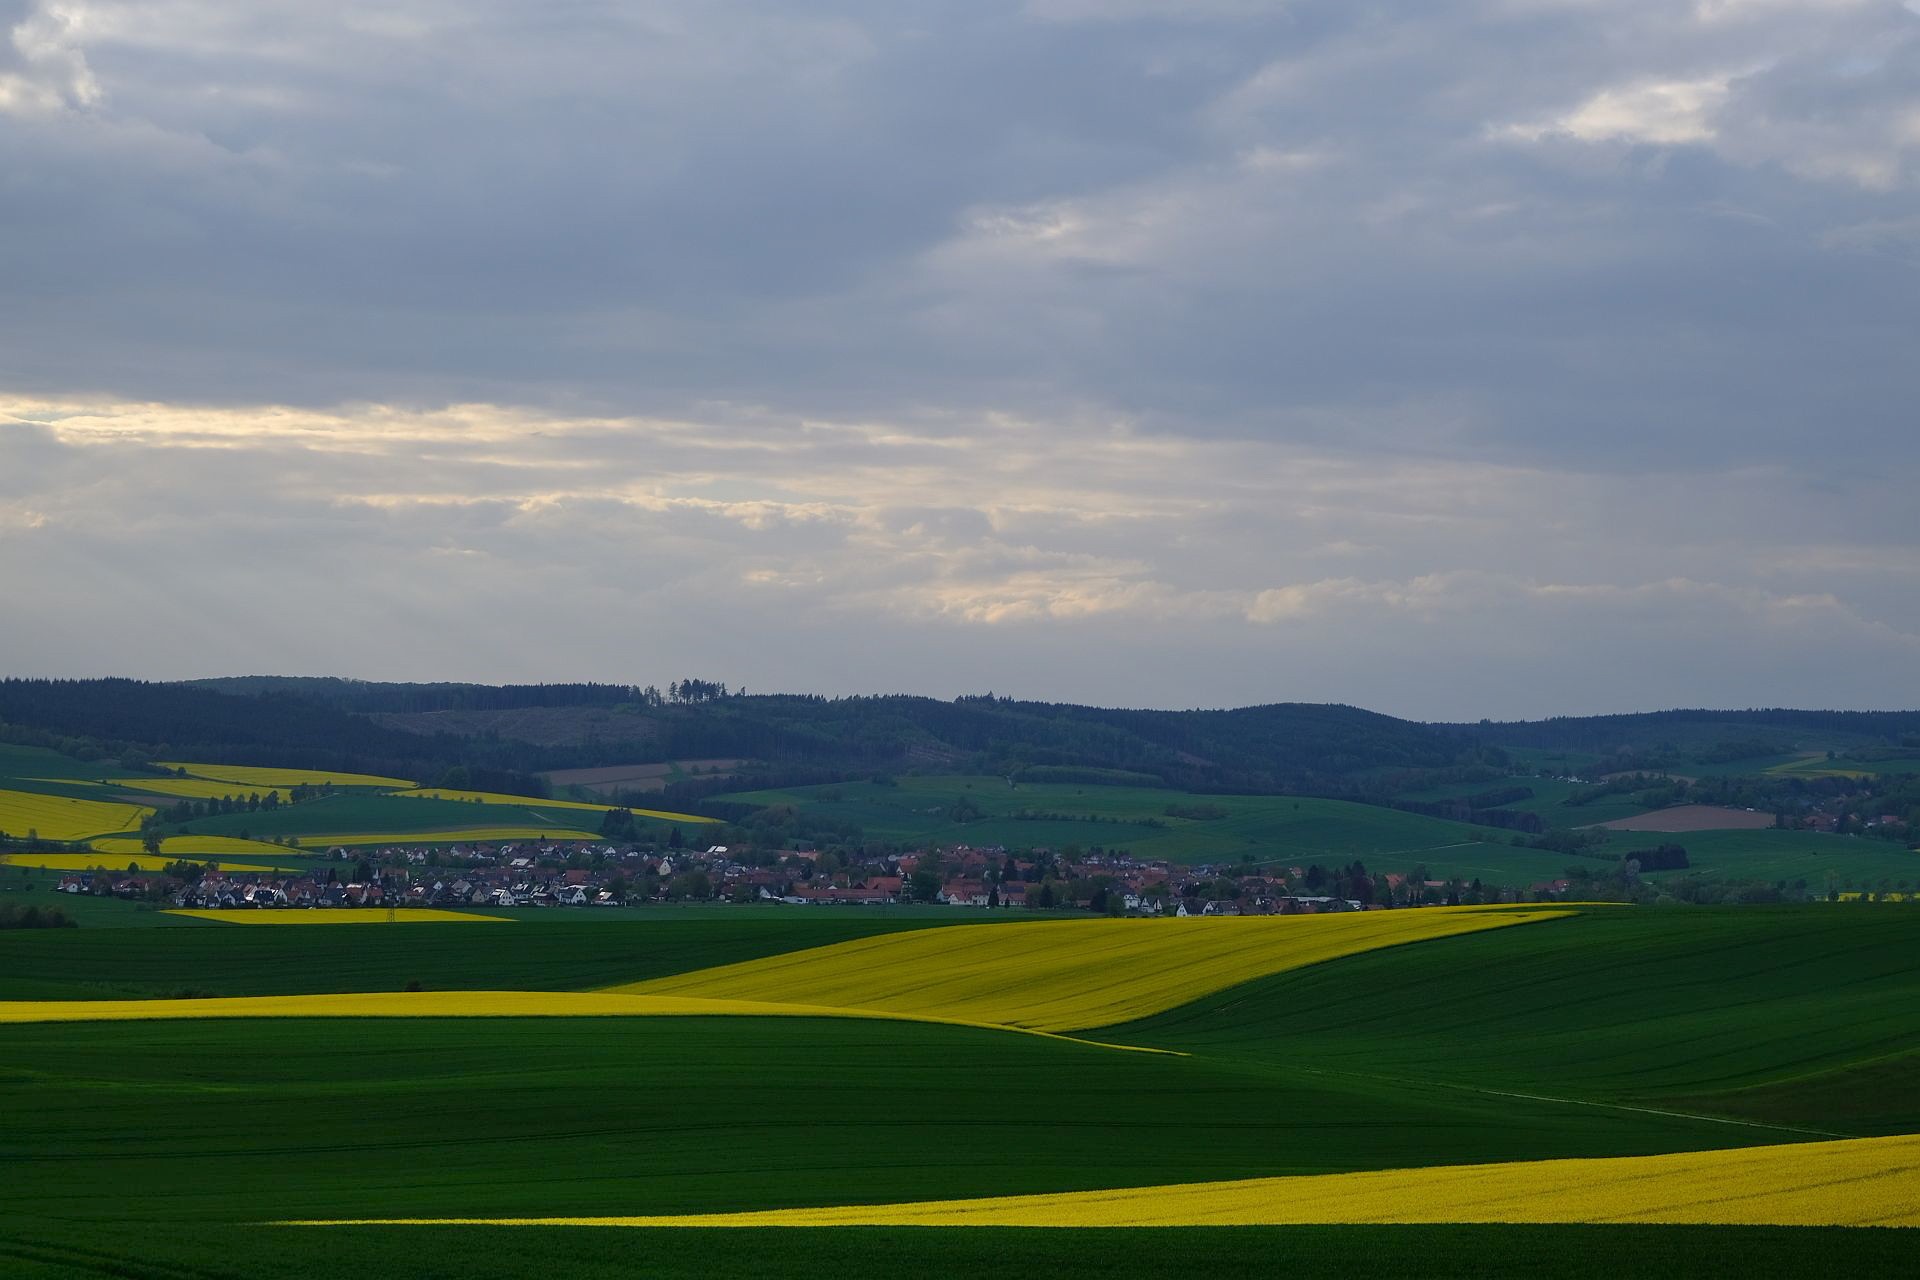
[153,791,596,842]
[5,1223,1913,1280]
[0,744,152,784]
[718,775,1518,869]
[0,909,1026,1000]
[1597,828,1920,887]
[7,898,1920,1275]
[1761,753,1920,779]
[7,1012,1769,1225]
[1118,907,1920,1133]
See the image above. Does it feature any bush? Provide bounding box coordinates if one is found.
[0,902,77,929]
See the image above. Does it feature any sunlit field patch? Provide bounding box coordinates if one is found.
[397,788,717,823]
[159,762,416,789]
[290,1133,1920,1229]
[294,826,603,846]
[615,906,1570,1032]
[0,990,1167,1050]
[0,852,278,873]
[0,787,152,840]
[92,835,296,859]
[164,908,510,925]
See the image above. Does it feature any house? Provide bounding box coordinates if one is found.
[939,880,990,907]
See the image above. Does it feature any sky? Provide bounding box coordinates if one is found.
[2,0,1917,721]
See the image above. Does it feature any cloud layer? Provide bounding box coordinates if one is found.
[3,1,1917,717]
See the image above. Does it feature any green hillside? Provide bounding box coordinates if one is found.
[1118,906,1920,1133]
[718,775,1516,868]
[6,1011,1770,1228]
[5,904,1919,1276]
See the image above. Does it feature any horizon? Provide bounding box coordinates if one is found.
[5,670,1917,726]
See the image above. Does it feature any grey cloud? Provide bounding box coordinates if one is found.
[2,1,1917,713]
[6,401,1918,715]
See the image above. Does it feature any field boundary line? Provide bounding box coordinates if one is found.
[1295,1066,1850,1139]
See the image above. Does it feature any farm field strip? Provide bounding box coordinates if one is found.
[159,762,417,789]
[615,906,1572,1032]
[394,787,717,824]
[289,826,604,846]
[0,988,1175,1052]
[1,852,280,873]
[1594,805,1775,833]
[164,908,511,925]
[0,786,151,840]
[1762,754,1920,779]
[297,1133,1920,1229]
[105,776,290,801]
[90,834,296,858]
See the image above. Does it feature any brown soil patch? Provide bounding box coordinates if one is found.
[1596,805,1775,833]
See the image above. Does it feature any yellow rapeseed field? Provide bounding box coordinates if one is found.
[92,835,295,859]
[288,1134,1920,1229]
[0,787,152,841]
[158,762,416,789]
[163,908,509,925]
[614,906,1568,1032]
[0,991,1169,1052]
[293,826,603,847]
[395,788,717,824]
[0,852,278,873]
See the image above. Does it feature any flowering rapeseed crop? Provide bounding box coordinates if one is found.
[158,762,416,789]
[0,991,1167,1050]
[162,908,510,925]
[0,852,278,873]
[0,787,151,841]
[91,835,293,859]
[288,826,604,846]
[614,906,1568,1032]
[289,1134,1920,1229]
[395,788,718,823]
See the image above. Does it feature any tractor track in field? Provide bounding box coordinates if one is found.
[1291,1066,1851,1140]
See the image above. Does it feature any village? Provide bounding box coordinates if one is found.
[53,837,1568,915]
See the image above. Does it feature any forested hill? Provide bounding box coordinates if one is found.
[0,679,461,782]
[8,678,1917,799]
[3,679,1475,793]
[186,676,641,714]
[1446,709,1920,754]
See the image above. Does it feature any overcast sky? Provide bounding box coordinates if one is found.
[3,1,1917,720]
